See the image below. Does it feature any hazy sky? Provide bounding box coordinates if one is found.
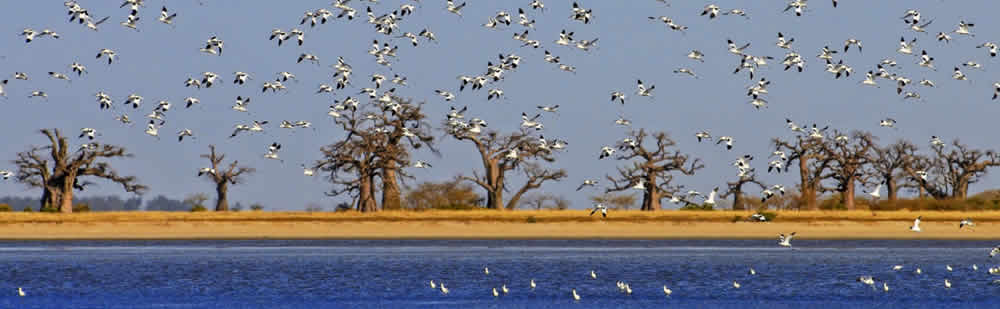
[1,1,999,210]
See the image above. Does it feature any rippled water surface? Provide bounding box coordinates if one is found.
[0,239,998,308]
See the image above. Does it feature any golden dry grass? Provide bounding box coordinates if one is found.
[0,210,996,240]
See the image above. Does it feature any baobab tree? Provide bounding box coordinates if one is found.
[720,171,767,211]
[199,145,255,211]
[821,130,876,210]
[13,128,147,212]
[449,119,565,210]
[773,135,833,210]
[605,130,704,211]
[372,96,437,210]
[866,139,919,202]
[903,139,1000,199]
[316,125,381,212]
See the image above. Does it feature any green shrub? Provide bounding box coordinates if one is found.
[40,206,59,213]
[22,206,33,212]
[0,204,11,212]
[190,205,208,212]
[526,216,537,223]
[759,211,778,221]
[680,203,714,211]
[250,203,265,211]
[72,203,90,213]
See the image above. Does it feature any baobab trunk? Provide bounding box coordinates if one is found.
[381,165,402,210]
[797,160,818,210]
[800,187,817,210]
[356,174,378,212]
[59,185,74,213]
[40,185,59,211]
[886,179,898,203]
[732,191,745,211]
[484,163,503,210]
[215,182,229,211]
[641,179,660,211]
[842,179,856,210]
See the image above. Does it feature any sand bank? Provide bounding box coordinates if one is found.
[0,210,993,240]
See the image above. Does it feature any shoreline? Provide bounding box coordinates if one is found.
[0,210,992,240]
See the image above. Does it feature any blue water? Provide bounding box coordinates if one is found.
[0,239,998,308]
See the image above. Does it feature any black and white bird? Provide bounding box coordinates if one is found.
[910,216,922,232]
[778,232,795,247]
[599,146,615,159]
[96,48,117,65]
[177,129,194,142]
[960,218,975,229]
[576,179,598,191]
[446,0,467,16]
[717,136,733,150]
[79,128,99,140]
[636,80,654,97]
[695,131,711,142]
[159,6,177,24]
[589,204,607,218]
[264,142,283,162]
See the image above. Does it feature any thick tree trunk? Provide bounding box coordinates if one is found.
[800,187,817,210]
[381,164,402,210]
[797,160,818,210]
[641,177,660,211]
[484,163,503,210]
[215,182,229,211]
[955,179,970,199]
[59,186,74,213]
[357,174,378,212]
[842,178,856,210]
[40,185,59,211]
[886,178,898,202]
[732,191,744,211]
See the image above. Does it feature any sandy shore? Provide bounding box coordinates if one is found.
[0,210,993,240]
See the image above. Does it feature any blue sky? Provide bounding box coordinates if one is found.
[1,1,999,210]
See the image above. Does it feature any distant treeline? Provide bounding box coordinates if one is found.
[0,195,247,212]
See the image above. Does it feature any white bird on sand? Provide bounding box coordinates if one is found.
[440,283,449,294]
[778,232,795,247]
[530,279,536,290]
[944,279,952,288]
[17,288,24,297]
[429,280,436,289]
[663,285,672,296]
[501,284,509,294]
[590,270,597,279]
[492,287,499,297]
[733,281,741,289]
[960,218,975,229]
[910,216,922,232]
[947,265,953,272]
[484,266,490,275]
[590,204,607,218]
[572,288,580,301]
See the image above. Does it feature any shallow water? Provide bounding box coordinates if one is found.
[0,239,998,308]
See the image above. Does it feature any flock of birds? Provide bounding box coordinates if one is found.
[0,2,999,212]
[417,241,1000,302]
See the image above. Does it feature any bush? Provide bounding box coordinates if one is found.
[250,204,264,211]
[526,216,537,223]
[40,205,59,213]
[758,211,778,221]
[190,205,208,212]
[680,203,714,211]
[22,206,33,212]
[404,180,483,210]
[73,203,90,213]
[0,204,11,212]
